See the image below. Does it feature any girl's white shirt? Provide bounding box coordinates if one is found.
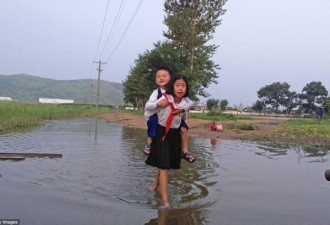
[144,88,193,121]
[156,95,189,129]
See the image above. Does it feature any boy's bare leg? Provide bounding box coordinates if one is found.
[144,137,153,154]
[180,127,189,154]
[147,137,152,145]
[181,127,195,162]
[159,169,169,206]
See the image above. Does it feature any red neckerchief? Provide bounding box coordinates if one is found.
[162,93,175,141]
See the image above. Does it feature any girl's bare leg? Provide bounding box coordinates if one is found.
[159,169,169,205]
[151,170,160,191]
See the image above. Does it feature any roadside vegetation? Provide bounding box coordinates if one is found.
[121,107,329,146]
[0,102,110,132]
[189,110,256,131]
[280,118,330,143]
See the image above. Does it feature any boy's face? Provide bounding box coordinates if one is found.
[155,69,171,89]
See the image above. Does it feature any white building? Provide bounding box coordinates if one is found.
[39,98,74,104]
[0,96,13,101]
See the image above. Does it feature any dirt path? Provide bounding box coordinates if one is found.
[96,111,289,141]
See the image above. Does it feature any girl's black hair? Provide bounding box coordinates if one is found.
[166,74,190,98]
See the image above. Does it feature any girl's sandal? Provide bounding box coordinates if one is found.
[182,152,195,163]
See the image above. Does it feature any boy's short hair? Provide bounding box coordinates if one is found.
[166,74,190,98]
[154,67,172,78]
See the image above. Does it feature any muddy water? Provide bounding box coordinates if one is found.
[0,118,329,225]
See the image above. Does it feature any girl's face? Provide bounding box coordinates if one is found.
[173,78,186,99]
[155,70,171,89]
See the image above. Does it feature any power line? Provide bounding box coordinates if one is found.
[92,0,144,78]
[99,0,126,60]
[105,0,144,65]
[93,0,112,61]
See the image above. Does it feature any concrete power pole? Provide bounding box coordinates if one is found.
[93,60,106,111]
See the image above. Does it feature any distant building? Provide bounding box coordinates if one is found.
[39,98,74,104]
[0,96,13,101]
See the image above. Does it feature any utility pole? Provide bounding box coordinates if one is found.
[93,60,106,111]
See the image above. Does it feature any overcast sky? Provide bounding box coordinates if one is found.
[1,0,329,106]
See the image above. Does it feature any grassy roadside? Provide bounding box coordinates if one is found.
[280,118,330,143]
[119,109,330,147]
[191,112,330,146]
[0,102,110,132]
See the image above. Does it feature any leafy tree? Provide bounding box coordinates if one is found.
[122,65,149,109]
[257,82,291,115]
[122,41,187,108]
[219,99,228,111]
[206,98,219,110]
[163,0,226,97]
[299,81,328,114]
[252,100,264,115]
[282,91,298,115]
[321,96,329,117]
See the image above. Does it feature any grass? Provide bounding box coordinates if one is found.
[189,111,253,121]
[281,118,330,142]
[227,123,257,131]
[0,102,110,132]
[123,109,255,131]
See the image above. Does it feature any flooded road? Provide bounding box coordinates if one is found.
[0,118,329,225]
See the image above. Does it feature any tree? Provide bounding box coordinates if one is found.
[252,100,264,115]
[257,82,291,115]
[299,81,328,114]
[163,0,226,97]
[122,65,149,109]
[206,98,219,110]
[122,41,187,108]
[320,96,329,120]
[282,91,298,115]
[219,99,228,111]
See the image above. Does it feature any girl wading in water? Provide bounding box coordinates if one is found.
[145,74,192,208]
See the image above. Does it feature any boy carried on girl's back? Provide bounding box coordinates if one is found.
[145,74,192,208]
[144,67,195,163]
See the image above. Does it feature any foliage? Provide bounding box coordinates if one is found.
[257,82,292,114]
[282,91,298,115]
[299,81,328,113]
[122,41,188,108]
[189,111,253,121]
[256,80,329,116]
[163,0,227,97]
[219,99,228,111]
[252,100,264,114]
[227,123,256,131]
[281,118,330,142]
[322,97,329,114]
[206,98,219,110]
[0,102,109,132]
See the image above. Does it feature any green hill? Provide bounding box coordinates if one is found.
[0,74,124,105]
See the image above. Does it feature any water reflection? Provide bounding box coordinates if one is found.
[0,118,329,225]
[256,141,329,163]
[145,207,205,225]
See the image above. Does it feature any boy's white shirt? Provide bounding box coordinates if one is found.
[144,88,193,120]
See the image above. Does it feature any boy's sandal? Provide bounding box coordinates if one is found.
[143,144,151,155]
[182,152,195,163]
